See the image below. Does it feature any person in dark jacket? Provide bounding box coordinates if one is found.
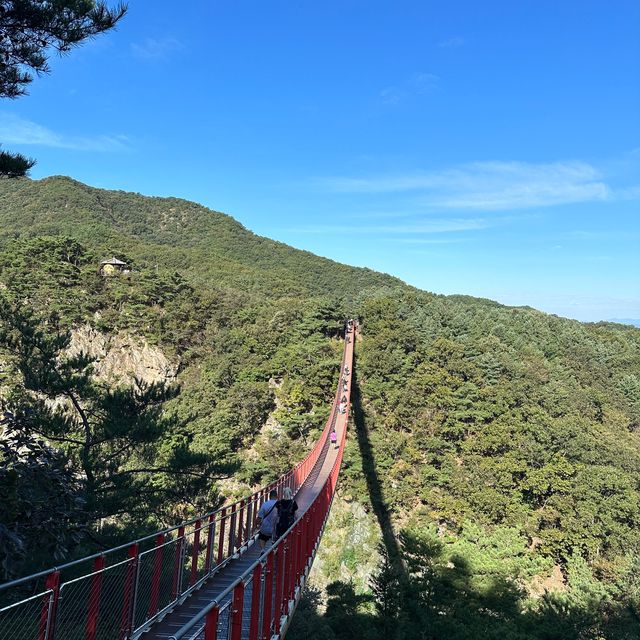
[275,486,298,538]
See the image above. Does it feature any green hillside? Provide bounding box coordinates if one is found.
[0,175,403,300]
[303,292,640,640]
[1,176,639,639]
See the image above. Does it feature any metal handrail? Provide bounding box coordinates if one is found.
[167,432,345,640]
[167,319,356,639]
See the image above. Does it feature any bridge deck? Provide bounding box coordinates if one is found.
[141,407,347,640]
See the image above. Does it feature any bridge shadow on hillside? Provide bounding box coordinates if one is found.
[350,356,406,579]
[288,356,640,640]
[290,527,640,640]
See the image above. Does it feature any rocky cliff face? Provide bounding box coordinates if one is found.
[67,325,178,387]
[0,326,177,423]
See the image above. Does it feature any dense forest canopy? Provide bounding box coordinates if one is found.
[0,176,639,638]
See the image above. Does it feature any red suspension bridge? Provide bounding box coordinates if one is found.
[0,322,356,640]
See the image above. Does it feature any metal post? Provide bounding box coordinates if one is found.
[257,490,266,526]
[204,514,216,574]
[147,534,164,619]
[204,606,219,640]
[86,555,105,640]
[301,513,308,569]
[171,527,185,601]
[119,543,139,640]
[311,504,318,552]
[38,571,60,640]
[304,513,312,569]
[228,504,237,556]
[274,543,286,634]
[284,534,293,605]
[230,581,244,640]
[245,498,253,542]
[190,519,201,586]
[288,530,297,601]
[248,563,262,640]
[294,524,302,590]
[236,501,245,549]
[217,508,227,565]
[261,553,274,640]
[252,492,261,531]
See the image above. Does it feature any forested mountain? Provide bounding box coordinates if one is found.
[1,176,639,639]
[0,176,400,302]
[298,293,640,640]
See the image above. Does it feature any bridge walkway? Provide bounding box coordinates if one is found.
[142,401,347,640]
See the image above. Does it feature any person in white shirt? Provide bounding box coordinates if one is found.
[256,489,278,550]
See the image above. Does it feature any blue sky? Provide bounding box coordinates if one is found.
[1,0,639,322]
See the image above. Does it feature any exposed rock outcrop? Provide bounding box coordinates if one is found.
[527,564,567,597]
[68,325,178,386]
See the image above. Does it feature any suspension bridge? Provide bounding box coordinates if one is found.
[0,321,356,640]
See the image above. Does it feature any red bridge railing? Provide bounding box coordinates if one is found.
[168,321,355,640]
[0,321,355,640]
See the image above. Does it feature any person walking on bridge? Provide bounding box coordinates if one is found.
[275,486,298,538]
[256,489,278,551]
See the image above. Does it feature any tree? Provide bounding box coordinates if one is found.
[0,296,214,530]
[0,147,35,177]
[0,421,85,579]
[370,545,402,636]
[0,0,127,176]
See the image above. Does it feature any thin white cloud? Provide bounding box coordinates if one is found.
[349,209,416,220]
[380,87,403,105]
[438,37,465,48]
[617,185,640,200]
[570,230,640,241]
[410,73,439,94]
[494,291,640,317]
[131,37,182,60]
[287,217,494,235]
[0,113,130,151]
[394,238,468,244]
[314,161,613,210]
[380,72,439,104]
